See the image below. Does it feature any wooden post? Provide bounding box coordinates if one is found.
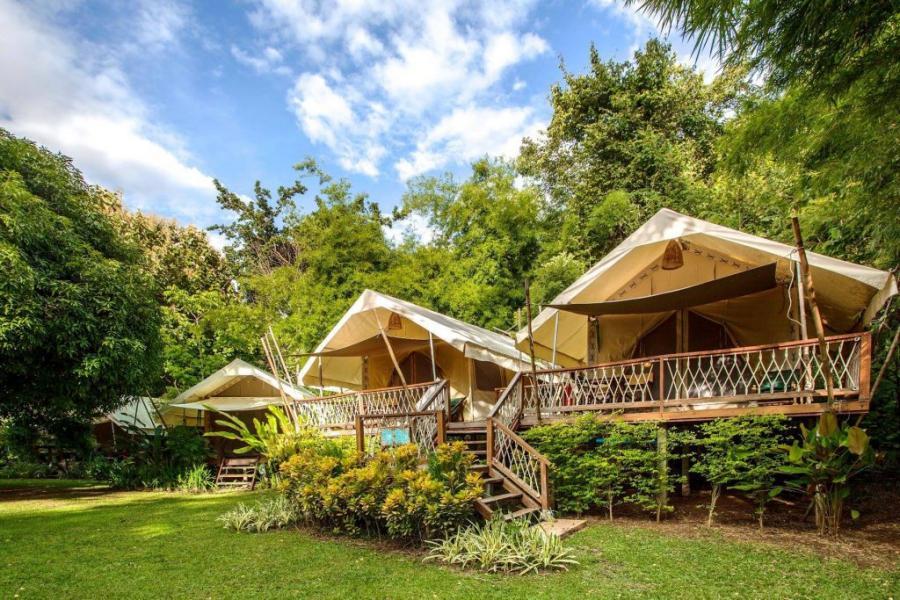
[361,356,369,390]
[658,358,666,412]
[587,317,600,364]
[681,455,691,496]
[656,424,668,523]
[374,309,407,387]
[428,331,437,381]
[355,415,365,455]
[791,215,835,405]
[540,461,550,510]
[524,279,541,423]
[486,417,494,465]
[436,410,446,446]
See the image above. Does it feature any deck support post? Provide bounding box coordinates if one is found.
[486,417,494,466]
[656,423,668,522]
[681,455,691,496]
[355,415,365,455]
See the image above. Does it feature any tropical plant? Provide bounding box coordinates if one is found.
[218,495,300,533]
[690,415,790,527]
[425,518,578,574]
[205,405,319,481]
[781,412,876,535]
[175,464,215,493]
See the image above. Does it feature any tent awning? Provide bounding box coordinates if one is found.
[548,263,777,316]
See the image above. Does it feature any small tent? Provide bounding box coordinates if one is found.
[298,290,535,419]
[171,358,307,413]
[521,208,897,365]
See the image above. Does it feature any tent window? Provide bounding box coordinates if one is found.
[474,360,504,391]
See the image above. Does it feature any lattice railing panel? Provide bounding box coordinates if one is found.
[493,426,540,493]
[294,395,358,428]
[295,381,437,430]
[525,361,656,417]
[663,336,862,401]
[488,372,523,429]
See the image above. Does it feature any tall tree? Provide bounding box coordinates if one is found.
[398,158,544,330]
[518,40,741,261]
[0,130,162,442]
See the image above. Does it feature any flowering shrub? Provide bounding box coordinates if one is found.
[276,441,482,542]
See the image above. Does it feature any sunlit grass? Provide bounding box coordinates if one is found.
[1,480,897,599]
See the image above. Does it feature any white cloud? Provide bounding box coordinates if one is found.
[0,0,216,222]
[134,0,189,52]
[395,105,545,180]
[383,213,436,245]
[250,0,550,178]
[231,44,292,76]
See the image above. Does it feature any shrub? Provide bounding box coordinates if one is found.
[218,496,300,532]
[524,416,681,519]
[277,442,483,542]
[690,415,790,527]
[425,518,578,574]
[175,464,215,493]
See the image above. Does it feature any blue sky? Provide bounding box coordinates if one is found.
[0,0,712,246]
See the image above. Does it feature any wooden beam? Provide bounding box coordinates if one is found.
[373,309,407,387]
[791,215,835,405]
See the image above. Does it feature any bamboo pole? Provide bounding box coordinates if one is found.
[791,215,835,405]
[551,312,560,366]
[373,309,407,387]
[428,331,437,381]
[524,279,541,423]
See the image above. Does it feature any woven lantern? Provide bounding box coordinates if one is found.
[661,239,684,270]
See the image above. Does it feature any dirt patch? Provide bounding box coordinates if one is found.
[581,480,900,570]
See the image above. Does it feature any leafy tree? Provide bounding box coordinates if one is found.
[398,158,543,330]
[690,415,790,527]
[519,40,742,260]
[0,129,162,443]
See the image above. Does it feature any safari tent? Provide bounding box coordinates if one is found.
[298,290,536,419]
[520,208,896,366]
[93,396,201,449]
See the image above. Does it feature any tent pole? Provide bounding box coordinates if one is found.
[373,309,407,387]
[796,262,809,340]
[791,215,834,406]
[524,279,541,423]
[318,357,324,396]
[428,331,437,381]
[551,312,559,366]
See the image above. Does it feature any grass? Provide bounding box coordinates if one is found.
[1,480,897,599]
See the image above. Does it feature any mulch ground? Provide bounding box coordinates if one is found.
[585,478,900,570]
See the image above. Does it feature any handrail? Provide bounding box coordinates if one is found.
[487,371,523,421]
[301,380,436,404]
[487,416,551,510]
[416,379,449,414]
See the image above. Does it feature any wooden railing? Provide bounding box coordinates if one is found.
[509,333,871,423]
[487,371,524,429]
[486,417,551,510]
[294,380,440,430]
[355,410,446,457]
[415,380,451,420]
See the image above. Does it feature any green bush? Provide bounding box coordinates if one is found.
[276,441,482,542]
[523,416,681,519]
[425,518,578,574]
[689,415,790,527]
[175,464,215,493]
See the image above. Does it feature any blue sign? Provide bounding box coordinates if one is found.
[381,427,411,447]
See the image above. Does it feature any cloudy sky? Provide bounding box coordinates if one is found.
[0,0,709,236]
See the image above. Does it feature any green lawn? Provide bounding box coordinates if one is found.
[1,480,897,599]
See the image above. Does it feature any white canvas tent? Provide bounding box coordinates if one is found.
[298,290,536,418]
[171,358,308,412]
[521,208,897,365]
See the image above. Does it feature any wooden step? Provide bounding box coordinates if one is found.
[481,476,503,486]
[503,507,540,521]
[469,464,489,473]
[481,492,522,505]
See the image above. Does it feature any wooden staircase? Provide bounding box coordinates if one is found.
[215,457,259,490]
[447,424,542,522]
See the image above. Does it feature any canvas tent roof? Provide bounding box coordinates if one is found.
[171,358,307,411]
[298,290,535,390]
[520,208,897,364]
[100,397,162,431]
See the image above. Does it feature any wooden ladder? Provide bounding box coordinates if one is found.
[215,457,259,490]
[447,428,541,522]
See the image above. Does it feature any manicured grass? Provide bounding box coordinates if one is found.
[1,480,897,599]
